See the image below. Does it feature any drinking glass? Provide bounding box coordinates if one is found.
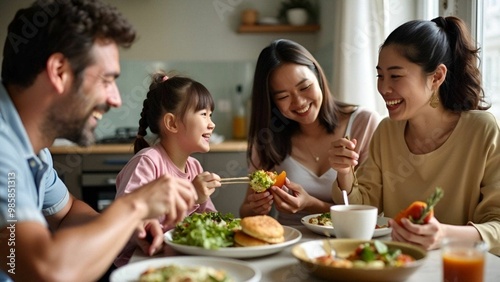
[442,238,488,282]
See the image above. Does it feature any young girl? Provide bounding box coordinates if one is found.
[114,72,221,266]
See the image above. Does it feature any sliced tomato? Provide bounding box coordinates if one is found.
[273,171,287,188]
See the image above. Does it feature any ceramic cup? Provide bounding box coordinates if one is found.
[442,238,488,282]
[330,204,377,239]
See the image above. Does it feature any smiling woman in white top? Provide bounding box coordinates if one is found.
[239,39,380,224]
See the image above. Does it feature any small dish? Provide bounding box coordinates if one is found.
[301,214,392,238]
[292,239,427,282]
[164,226,301,258]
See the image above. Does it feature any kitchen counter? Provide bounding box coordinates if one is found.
[49,140,248,154]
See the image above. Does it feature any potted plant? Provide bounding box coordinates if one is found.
[278,0,318,26]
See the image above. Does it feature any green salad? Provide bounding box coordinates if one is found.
[171,212,241,249]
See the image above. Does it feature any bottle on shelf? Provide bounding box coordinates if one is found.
[232,84,246,140]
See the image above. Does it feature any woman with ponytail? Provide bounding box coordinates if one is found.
[330,16,500,255]
[114,71,220,266]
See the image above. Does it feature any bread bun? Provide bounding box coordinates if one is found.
[240,215,284,244]
[233,230,269,247]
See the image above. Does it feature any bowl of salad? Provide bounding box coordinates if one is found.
[292,239,427,281]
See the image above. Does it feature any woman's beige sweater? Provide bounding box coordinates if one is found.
[333,111,500,255]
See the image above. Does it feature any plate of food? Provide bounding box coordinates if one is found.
[301,213,392,238]
[165,212,301,258]
[110,256,261,282]
[292,239,427,282]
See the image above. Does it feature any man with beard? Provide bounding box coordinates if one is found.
[0,1,197,281]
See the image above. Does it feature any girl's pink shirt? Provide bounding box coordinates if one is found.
[113,143,216,267]
[116,142,217,228]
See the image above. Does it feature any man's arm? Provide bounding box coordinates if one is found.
[1,193,146,281]
[0,175,196,282]
[46,195,99,230]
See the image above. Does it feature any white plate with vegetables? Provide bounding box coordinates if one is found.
[164,225,301,258]
[110,256,261,282]
[301,213,392,238]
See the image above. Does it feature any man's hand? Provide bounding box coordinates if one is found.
[126,175,197,226]
[134,219,164,256]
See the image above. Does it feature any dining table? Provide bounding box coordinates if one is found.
[128,224,500,281]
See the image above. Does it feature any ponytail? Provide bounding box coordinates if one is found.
[433,16,487,111]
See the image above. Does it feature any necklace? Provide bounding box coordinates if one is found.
[302,138,320,162]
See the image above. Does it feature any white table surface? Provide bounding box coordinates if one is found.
[128,225,500,281]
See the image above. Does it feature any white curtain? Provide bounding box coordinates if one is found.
[331,0,389,117]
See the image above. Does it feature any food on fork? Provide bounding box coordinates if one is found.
[239,215,285,244]
[139,264,233,282]
[394,187,444,225]
[249,170,286,192]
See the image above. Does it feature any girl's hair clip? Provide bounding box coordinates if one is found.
[162,75,169,82]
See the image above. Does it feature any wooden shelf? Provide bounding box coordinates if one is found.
[238,24,320,33]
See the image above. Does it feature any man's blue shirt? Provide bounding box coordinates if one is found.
[0,85,69,228]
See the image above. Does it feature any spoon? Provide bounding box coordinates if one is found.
[344,136,359,188]
[342,190,349,206]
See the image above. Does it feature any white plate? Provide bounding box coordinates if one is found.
[110,256,261,282]
[301,214,392,238]
[164,226,302,258]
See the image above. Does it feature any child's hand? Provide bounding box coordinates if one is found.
[192,172,221,204]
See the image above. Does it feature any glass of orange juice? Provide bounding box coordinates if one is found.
[442,238,488,282]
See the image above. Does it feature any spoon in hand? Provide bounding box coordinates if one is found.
[342,190,349,206]
[344,136,359,188]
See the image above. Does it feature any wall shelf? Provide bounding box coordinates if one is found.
[237,24,320,33]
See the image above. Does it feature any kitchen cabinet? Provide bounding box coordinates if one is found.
[52,152,133,211]
[52,154,83,199]
[237,24,320,33]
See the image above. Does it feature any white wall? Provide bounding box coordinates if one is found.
[106,0,322,61]
[0,0,323,61]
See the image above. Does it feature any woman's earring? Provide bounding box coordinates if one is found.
[429,91,440,108]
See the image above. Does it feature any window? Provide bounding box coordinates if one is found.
[483,0,500,117]
[446,0,500,117]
